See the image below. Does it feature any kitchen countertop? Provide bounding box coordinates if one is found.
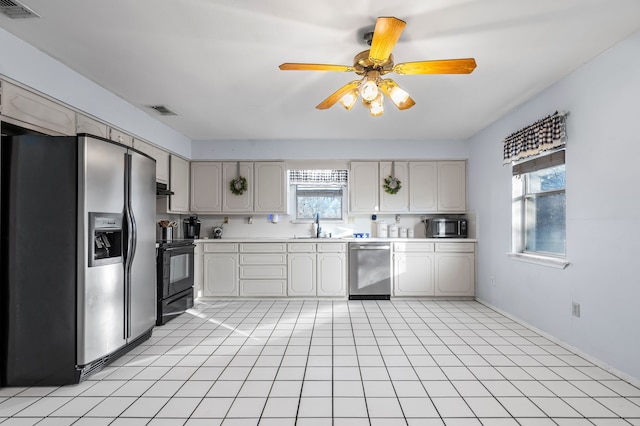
[194,237,476,243]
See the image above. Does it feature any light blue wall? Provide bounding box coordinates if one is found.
[468,30,640,382]
[0,28,191,158]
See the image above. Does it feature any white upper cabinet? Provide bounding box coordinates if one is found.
[437,161,467,212]
[190,162,222,212]
[76,113,108,138]
[349,162,379,213]
[133,138,170,184]
[1,81,76,135]
[409,161,466,213]
[254,162,287,213]
[108,127,133,147]
[222,162,254,212]
[379,161,409,212]
[154,149,170,184]
[409,162,438,212]
[169,155,190,213]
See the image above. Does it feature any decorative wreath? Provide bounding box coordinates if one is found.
[383,175,402,194]
[229,176,248,195]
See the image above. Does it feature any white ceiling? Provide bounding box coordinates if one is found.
[2,0,640,142]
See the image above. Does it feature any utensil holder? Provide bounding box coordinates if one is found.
[161,227,173,241]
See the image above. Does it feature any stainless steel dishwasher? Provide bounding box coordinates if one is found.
[349,242,391,300]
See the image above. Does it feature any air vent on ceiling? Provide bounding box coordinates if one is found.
[0,0,40,19]
[148,105,178,116]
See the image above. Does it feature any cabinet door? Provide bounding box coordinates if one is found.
[349,162,379,213]
[203,253,238,296]
[190,162,222,212]
[2,82,76,135]
[169,155,190,213]
[76,113,108,138]
[317,253,346,296]
[393,252,434,296]
[288,253,316,296]
[254,162,287,213]
[108,127,133,146]
[222,162,254,212]
[437,161,466,212]
[409,162,437,212]
[379,161,409,212]
[154,148,170,184]
[434,252,475,296]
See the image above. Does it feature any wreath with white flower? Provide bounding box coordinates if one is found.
[230,176,248,195]
[383,175,402,194]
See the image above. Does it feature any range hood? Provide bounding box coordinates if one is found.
[156,182,174,196]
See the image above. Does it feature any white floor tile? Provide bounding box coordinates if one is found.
[1,300,638,426]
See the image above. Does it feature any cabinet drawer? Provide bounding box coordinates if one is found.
[204,243,238,253]
[317,243,346,253]
[240,253,287,265]
[394,242,434,252]
[435,243,475,253]
[240,280,287,297]
[240,265,287,279]
[240,243,287,253]
[288,243,316,253]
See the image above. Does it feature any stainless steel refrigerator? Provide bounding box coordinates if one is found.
[1,133,156,386]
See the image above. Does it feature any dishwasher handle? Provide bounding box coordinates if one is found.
[350,245,391,250]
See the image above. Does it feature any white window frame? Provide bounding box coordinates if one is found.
[510,150,569,269]
[288,170,348,223]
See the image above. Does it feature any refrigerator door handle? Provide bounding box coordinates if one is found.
[123,153,136,339]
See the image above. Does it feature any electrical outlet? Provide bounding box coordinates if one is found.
[223,216,229,224]
[395,215,401,223]
[248,216,253,224]
[572,302,581,317]
[490,276,496,286]
[347,216,355,224]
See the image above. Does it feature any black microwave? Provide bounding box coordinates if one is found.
[426,218,467,238]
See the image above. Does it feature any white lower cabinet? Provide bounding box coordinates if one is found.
[202,243,239,297]
[203,252,239,297]
[317,252,346,296]
[288,243,346,297]
[434,243,475,296]
[393,243,435,296]
[393,241,474,297]
[393,252,435,296]
[288,252,317,296]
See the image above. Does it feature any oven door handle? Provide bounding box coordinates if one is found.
[163,245,196,252]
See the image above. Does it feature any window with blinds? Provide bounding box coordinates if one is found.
[288,170,348,221]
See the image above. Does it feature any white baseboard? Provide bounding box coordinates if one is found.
[475,297,640,389]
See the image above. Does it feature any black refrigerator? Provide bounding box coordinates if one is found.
[1,133,157,386]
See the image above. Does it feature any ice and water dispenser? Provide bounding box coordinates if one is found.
[89,213,123,266]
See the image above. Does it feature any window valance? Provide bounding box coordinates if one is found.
[503,111,567,164]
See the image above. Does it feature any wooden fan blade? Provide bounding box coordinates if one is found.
[379,79,416,110]
[369,17,406,64]
[316,81,360,110]
[393,58,477,75]
[279,63,353,72]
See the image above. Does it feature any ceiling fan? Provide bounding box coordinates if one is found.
[279,17,477,117]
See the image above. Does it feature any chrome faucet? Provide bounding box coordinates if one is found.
[315,213,321,238]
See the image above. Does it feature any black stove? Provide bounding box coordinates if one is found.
[156,239,195,325]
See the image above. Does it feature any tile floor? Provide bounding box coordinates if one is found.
[1,299,640,425]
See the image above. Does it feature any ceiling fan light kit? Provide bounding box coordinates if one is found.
[279,16,477,117]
